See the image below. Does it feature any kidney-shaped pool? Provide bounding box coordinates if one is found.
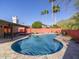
[11,34,63,56]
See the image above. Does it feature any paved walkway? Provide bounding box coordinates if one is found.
[0,35,72,59]
[63,40,79,59]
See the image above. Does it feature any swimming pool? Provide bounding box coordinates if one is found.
[11,34,63,56]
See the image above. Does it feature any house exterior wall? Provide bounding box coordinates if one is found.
[0,25,3,37]
[0,23,19,38]
[0,20,28,38]
[18,27,25,33]
[0,23,9,38]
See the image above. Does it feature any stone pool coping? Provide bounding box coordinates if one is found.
[0,34,72,59]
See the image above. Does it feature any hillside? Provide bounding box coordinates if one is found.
[57,12,79,30]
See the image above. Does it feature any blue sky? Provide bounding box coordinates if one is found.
[0,0,77,25]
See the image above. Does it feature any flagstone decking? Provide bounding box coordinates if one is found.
[0,35,72,59]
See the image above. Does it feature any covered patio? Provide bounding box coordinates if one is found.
[0,20,29,42]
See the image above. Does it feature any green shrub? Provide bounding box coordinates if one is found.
[32,21,42,28]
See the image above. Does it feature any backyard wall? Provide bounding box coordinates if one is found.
[26,28,61,34]
[62,30,79,42]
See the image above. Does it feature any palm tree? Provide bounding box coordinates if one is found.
[53,5,60,13]
[48,0,72,24]
[49,0,61,24]
[41,10,49,15]
[75,0,79,10]
[49,0,55,2]
[40,0,72,25]
[41,10,49,24]
[52,5,60,24]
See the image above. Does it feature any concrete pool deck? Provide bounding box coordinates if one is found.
[0,34,72,59]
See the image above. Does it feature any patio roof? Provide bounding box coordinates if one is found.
[0,19,29,28]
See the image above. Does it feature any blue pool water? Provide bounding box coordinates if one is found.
[11,34,63,56]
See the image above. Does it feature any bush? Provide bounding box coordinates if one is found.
[51,24,60,28]
[32,21,42,28]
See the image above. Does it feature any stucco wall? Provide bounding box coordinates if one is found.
[18,27,25,33]
[26,28,61,34]
[62,30,79,42]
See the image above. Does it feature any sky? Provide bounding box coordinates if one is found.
[0,0,77,25]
